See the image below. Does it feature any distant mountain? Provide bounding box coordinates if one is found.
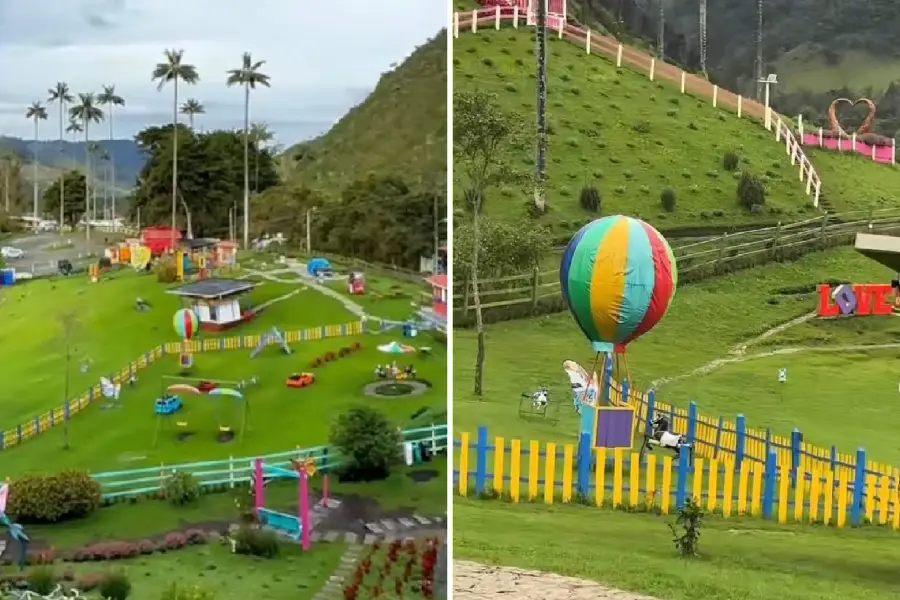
[0,136,144,188]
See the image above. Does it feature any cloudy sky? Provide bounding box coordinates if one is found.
[0,0,446,145]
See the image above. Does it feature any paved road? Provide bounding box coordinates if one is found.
[4,232,106,277]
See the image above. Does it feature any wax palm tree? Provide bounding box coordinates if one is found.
[65,118,83,141]
[249,122,273,193]
[226,52,271,249]
[68,93,104,240]
[151,49,199,249]
[98,85,125,229]
[25,102,48,228]
[48,82,74,233]
[180,98,205,129]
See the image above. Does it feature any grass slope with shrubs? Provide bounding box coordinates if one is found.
[806,148,900,214]
[453,28,816,232]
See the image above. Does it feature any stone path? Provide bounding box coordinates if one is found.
[312,543,364,600]
[245,259,369,319]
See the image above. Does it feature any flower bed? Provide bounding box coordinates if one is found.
[343,537,441,600]
[310,342,362,368]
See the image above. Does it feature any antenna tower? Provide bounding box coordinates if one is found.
[699,0,707,77]
[657,0,665,59]
[754,0,763,100]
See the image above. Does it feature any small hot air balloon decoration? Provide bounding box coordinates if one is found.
[173,308,200,369]
[559,215,677,392]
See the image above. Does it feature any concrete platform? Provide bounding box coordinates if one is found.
[855,233,900,272]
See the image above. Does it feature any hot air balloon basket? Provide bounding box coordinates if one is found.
[518,388,560,425]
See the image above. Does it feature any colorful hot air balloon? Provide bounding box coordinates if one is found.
[173,308,199,340]
[559,215,677,351]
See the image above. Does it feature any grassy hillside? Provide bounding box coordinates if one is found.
[807,149,900,213]
[775,48,900,95]
[284,31,447,191]
[453,28,816,231]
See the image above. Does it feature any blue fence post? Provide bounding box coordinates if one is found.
[762,450,778,520]
[475,426,489,495]
[16,425,22,444]
[577,432,592,498]
[675,448,691,508]
[645,391,656,433]
[790,429,802,488]
[602,356,613,404]
[686,402,698,446]
[34,416,40,436]
[713,416,723,459]
[830,446,837,472]
[621,380,630,406]
[49,408,55,427]
[851,447,867,526]
[735,414,746,471]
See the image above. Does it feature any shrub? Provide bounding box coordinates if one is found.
[330,406,402,482]
[323,352,337,363]
[350,342,362,351]
[74,574,105,592]
[669,497,704,557]
[184,529,209,545]
[25,566,56,595]
[98,571,132,600]
[310,358,324,368]
[660,188,677,212]
[137,540,156,555]
[233,526,280,559]
[736,172,766,209]
[163,471,201,507]
[8,470,102,523]
[578,186,601,213]
[722,149,740,171]
[155,260,178,283]
[160,582,217,600]
[164,532,188,551]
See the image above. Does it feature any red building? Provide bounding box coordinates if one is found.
[425,274,447,320]
[140,226,182,256]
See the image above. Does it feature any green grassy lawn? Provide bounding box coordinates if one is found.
[325,277,426,322]
[805,149,900,214]
[1,331,446,474]
[454,499,900,600]
[0,270,356,426]
[454,28,814,231]
[453,248,893,453]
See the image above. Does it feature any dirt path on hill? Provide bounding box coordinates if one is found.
[453,561,662,600]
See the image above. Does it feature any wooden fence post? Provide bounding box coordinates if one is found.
[462,278,471,316]
[531,267,540,309]
[771,222,782,258]
[819,214,830,244]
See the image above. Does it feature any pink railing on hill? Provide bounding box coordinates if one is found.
[454,6,823,207]
[801,131,897,166]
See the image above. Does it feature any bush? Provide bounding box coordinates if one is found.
[330,406,402,482]
[669,497,704,557]
[736,172,766,209]
[163,532,188,551]
[155,260,178,283]
[233,526,280,559]
[160,582,217,600]
[323,351,336,363]
[350,342,362,351]
[25,566,56,595]
[8,470,102,523]
[74,574,104,592]
[659,188,677,212]
[578,186,601,213]
[98,571,132,600]
[163,471,201,507]
[722,149,740,171]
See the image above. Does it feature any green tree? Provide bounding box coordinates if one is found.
[68,93,104,239]
[48,82,74,233]
[42,170,86,227]
[24,101,48,225]
[151,49,200,245]
[453,90,523,397]
[227,52,271,248]
[249,122,274,193]
[330,406,402,482]
[179,98,205,129]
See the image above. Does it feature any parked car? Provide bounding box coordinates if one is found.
[1,246,25,259]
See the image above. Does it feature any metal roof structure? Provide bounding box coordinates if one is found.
[855,233,900,273]
[166,278,256,299]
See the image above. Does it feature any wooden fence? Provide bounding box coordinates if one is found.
[0,321,365,452]
[94,424,447,500]
[454,207,900,314]
[456,426,895,529]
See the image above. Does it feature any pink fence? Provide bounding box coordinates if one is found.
[802,133,897,166]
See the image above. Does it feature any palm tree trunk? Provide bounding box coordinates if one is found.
[472,206,485,396]
[171,77,179,250]
[254,141,260,194]
[242,83,250,249]
[109,108,117,231]
[84,124,91,241]
[32,118,39,229]
[189,114,194,129]
[534,0,547,212]
[59,102,65,234]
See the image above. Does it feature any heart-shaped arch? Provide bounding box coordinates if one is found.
[828,97,877,137]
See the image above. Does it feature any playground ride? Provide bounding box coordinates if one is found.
[167,278,257,332]
[0,482,29,570]
[348,271,366,295]
[518,386,559,424]
[99,376,123,410]
[639,414,692,462]
[253,457,317,550]
[374,363,417,380]
[363,379,430,398]
[173,308,200,370]
[286,373,315,388]
[251,327,291,358]
[307,258,333,278]
[559,216,678,458]
[153,376,253,446]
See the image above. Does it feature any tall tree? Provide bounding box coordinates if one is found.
[68,93,104,240]
[48,82,74,233]
[249,122,273,193]
[42,170,86,227]
[151,49,200,249]
[534,0,547,213]
[24,101,48,227]
[454,91,522,397]
[226,52,271,249]
[179,98,205,129]
[98,85,125,228]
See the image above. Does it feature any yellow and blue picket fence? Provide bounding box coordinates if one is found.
[595,355,899,499]
[0,321,364,451]
[456,427,900,529]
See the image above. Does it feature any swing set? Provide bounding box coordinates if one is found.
[153,375,252,446]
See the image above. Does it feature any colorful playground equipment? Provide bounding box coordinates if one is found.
[306,258,333,277]
[250,327,291,358]
[286,373,315,388]
[348,271,366,295]
[153,376,251,446]
[253,457,316,550]
[173,308,200,369]
[154,395,184,415]
[0,482,30,570]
